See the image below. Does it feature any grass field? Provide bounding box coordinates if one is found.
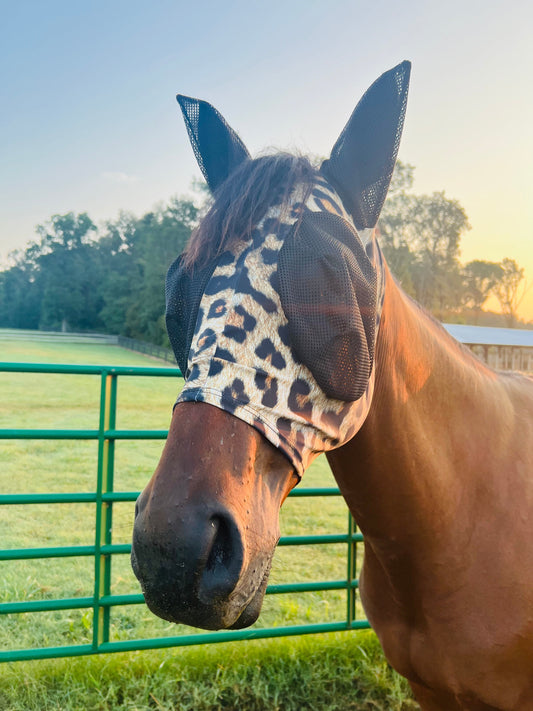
[0,338,415,708]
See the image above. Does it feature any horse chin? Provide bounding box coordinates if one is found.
[228,565,271,630]
[136,553,273,632]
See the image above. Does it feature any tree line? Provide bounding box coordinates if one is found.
[0,198,197,346]
[0,163,528,347]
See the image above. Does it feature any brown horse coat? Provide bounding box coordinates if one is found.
[328,266,533,708]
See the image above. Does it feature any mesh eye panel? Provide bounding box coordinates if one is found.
[177,95,250,193]
[278,211,377,401]
[165,255,218,375]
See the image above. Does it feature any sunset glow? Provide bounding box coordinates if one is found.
[2,0,532,319]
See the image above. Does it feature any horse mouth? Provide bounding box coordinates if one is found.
[133,550,274,632]
[228,562,272,629]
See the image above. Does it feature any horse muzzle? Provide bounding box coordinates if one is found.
[131,496,275,630]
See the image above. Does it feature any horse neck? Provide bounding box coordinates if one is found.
[327,264,499,544]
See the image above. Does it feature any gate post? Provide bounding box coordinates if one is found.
[346,512,358,627]
[93,370,117,650]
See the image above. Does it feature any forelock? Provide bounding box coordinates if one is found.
[183,154,319,269]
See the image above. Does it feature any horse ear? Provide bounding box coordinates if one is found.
[320,61,411,230]
[177,95,250,193]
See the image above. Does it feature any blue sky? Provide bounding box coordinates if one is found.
[2,0,532,314]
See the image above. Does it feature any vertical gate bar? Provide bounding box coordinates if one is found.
[93,371,116,650]
[346,512,357,627]
[93,370,107,651]
[102,373,117,643]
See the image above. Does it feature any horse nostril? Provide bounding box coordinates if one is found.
[198,514,244,604]
[206,516,231,572]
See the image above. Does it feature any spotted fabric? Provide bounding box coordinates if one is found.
[175,178,385,478]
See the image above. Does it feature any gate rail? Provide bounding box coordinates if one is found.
[0,362,368,663]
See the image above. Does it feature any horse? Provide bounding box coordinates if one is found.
[131,62,533,709]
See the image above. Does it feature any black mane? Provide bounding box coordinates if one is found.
[183,153,318,268]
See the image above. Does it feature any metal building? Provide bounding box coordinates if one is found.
[444,324,533,372]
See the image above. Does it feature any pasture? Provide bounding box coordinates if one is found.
[0,338,414,709]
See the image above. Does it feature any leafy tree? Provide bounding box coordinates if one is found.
[387,161,415,195]
[380,162,470,317]
[492,258,528,327]
[0,256,42,329]
[461,260,503,323]
[94,198,198,344]
[97,212,142,335]
[0,198,198,341]
[122,198,198,344]
[34,213,102,331]
[35,212,96,251]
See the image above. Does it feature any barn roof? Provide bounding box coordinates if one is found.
[444,324,533,347]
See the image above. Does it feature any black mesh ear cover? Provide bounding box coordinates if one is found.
[278,211,377,401]
[321,61,410,230]
[177,95,250,193]
[165,255,218,375]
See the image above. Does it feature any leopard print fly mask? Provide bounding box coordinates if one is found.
[166,62,410,477]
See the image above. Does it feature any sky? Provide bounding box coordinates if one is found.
[2,0,532,317]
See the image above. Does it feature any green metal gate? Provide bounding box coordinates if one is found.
[0,362,368,662]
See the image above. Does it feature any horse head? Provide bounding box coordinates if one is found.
[131,61,410,630]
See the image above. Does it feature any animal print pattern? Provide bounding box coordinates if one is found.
[176,178,385,478]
